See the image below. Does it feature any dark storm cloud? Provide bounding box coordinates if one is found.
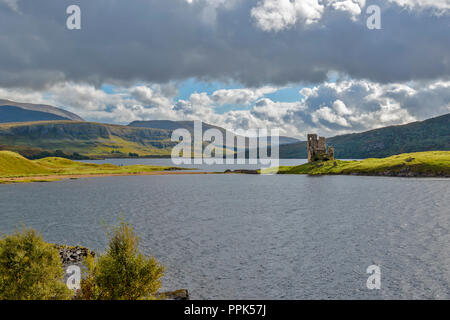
[0,0,449,89]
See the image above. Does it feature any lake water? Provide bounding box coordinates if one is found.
[81,158,309,172]
[0,159,449,299]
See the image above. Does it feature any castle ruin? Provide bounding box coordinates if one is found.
[307,134,334,163]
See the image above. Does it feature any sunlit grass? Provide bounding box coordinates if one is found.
[0,150,181,180]
[262,151,450,176]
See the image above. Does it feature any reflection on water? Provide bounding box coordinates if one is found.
[0,173,449,299]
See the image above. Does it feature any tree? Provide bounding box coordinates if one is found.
[77,220,165,300]
[0,228,72,300]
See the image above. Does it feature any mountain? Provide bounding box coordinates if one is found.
[279,113,450,159]
[0,99,84,123]
[128,120,300,146]
[0,114,448,160]
[129,120,223,132]
[0,121,175,159]
[129,120,244,151]
[276,136,301,145]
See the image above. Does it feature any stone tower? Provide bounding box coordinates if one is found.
[307,134,334,163]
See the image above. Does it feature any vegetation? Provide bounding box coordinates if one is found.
[1,113,449,160]
[279,113,450,159]
[26,150,90,160]
[263,151,450,177]
[0,150,182,181]
[76,219,165,300]
[0,120,176,158]
[0,221,165,300]
[0,228,72,300]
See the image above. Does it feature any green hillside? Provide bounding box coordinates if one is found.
[279,113,450,159]
[264,151,450,177]
[0,150,180,180]
[0,113,448,160]
[0,120,239,159]
[0,121,176,159]
[0,150,54,176]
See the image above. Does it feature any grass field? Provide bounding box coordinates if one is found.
[0,121,175,159]
[0,150,182,182]
[262,151,450,177]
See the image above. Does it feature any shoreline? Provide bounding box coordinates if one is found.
[2,167,449,184]
[0,171,220,184]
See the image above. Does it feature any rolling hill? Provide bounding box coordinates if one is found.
[0,99,84,123]
[279,113,450,159]
[265,151,450,177]
[0,150,180,183]
[129,120,300,146]
[0,121,175,159]
[0,113,448,160]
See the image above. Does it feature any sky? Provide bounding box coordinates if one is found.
[0,0,449,138]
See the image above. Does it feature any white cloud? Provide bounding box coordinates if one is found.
[251,0,449,32]
[0,79,448,139]
[328,0,365,20]
[312,106,351,127]
[388,0,450,13]
[130,85,173,109]
[251,0,324,31]
[332,99,352,115]
[210,86,278,105]
[250,0,369,31]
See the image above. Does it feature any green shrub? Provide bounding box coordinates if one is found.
[77,220,165,300]
[0,228,72,300]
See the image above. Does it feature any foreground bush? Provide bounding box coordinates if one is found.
[77,220,165,300]
[0,228,72,300]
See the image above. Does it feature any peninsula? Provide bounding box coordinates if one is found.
[0,151,207,184]
[263,151,450,177]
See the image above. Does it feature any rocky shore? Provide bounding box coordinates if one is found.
[54,244,95,267]
[224,169,259,174]
[54,244,189,300]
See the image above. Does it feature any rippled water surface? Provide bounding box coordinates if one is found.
[0,169,449,299]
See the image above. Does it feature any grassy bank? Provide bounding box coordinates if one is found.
[0,150,183,183]
[262,151,450,177]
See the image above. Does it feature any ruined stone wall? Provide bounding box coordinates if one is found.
[307,134,334,163]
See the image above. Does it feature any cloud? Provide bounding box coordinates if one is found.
[250,0,324,31]
[210,87,278,106]
[388,0,450,13]
[0,0,448,89]
[332,99,352,115]
[312,106,351,127]
[130,85,175,109]
[0,1,448,139]
[329,0,366,20]
[0,78,448,138]
[250,0,372,32]
[250,0,449,32]
[0,0,20,13]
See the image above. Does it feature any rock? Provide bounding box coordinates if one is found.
[158,289,190,300]
[54,244,95,267]
[224,169,259,174]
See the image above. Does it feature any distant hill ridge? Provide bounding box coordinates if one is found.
[0,120,175,159]
[0,99,84,123]
[0,107,448,159]
[279,113,450,158]
[129,120,300,146]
